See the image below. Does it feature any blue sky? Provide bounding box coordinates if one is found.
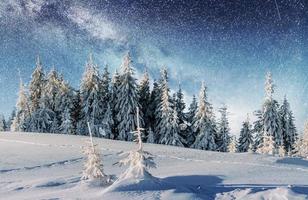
[0,0,307,134]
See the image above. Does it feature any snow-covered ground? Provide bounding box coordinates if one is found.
[1,132,308,200]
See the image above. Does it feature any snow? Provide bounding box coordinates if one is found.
[1,132,308,199]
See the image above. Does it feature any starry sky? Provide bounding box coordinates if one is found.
[0,0,307,134]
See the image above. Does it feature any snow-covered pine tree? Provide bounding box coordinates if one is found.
[118,107,156,180]
[257,135,275,155]
[148,80,160,141]
[279,96,298,153]
[294,121,308,159]
[11,77,30,132]
[159,108,184,147]
[191,82,216,151]
[100,103,114,139]
[78,54,103,136]
[110,69,121,137]
[155,67,182,146]
[146,128,155,143]
[237,116,253,152]
[116,53,142,141]
[186,94,198,146]
[0,115,6,131]
[71,90,82,134]
[216,106,231,152]
[7,109,16,131]
[41,68,62,133]
[58,82,75,134]
[138,69,151,131]
[228,136,237,153]
[101,65,111,114]
[29,56,45,114]
[278,144,286,157]
[263,72,282,147]
[81,122,111,184]
[252,110,264,151]
[175,85,188,144]
[154,68,171,143]
[287,110,297,152]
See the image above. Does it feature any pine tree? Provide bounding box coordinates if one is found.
[191,82,216,151]
[117,107,156,180]
[11,77,30,132]
[257,135,275,155]
[29,56,45,113]
[7,109,16,131]
[155,67,180,145]
[159,108,184,147]
[41,68,62,132]
[58,82,75,134]
[81,122,111,184]
[228,136,237,153]
[294,122,308,159]
[0,115,6,131]
[100,103,114,139]
[237,116,253,152]
[253,110,264,151]
[71,90,82,134]
[146,128,155,143]
[186,95,198,146]
[263,72,282,147]
[216,106,231,152]
[279,96,298,153]
[138,70,151,131]
[78,54,103,136]
[175,85,188,144]
[148,80,160,140]
[116,53,142,141]
[110,69,121,138]
[154,68,171,143]
[101,65,111,114]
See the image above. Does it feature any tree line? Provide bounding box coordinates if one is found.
[2,53,305,156]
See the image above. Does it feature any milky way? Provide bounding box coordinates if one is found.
[0,0,307,134]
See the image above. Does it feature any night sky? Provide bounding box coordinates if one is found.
[0,0,307,134]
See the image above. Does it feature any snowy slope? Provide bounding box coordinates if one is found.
[0,132,308,200]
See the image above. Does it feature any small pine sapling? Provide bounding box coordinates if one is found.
[117,107,156,180]
[81,122,111,185]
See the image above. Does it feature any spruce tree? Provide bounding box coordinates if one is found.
[216,106,231,152]
[186,95,198,146]
[100,103,114,139]
[0,115,6,131]
[148,80,160,140]
[138,70,151,131]
[116,53,141,141]
[101,65,111,114]
[78,54,103,136]
[263,72,282,147]
[11,78,30,132]
[110,70,121,138]
[175,85,187,144]
[279,97,297,153]
[191,82,216,150]
[253,110,264,151]
[155,68,176,144]
[238,116,253,152]
[228,136,237,153]
[159,108,184,147]
[58,82,75,134]
[29,56,45,113]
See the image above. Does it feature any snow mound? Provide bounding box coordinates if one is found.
[101,176,206,200]
[216,187,307,200]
